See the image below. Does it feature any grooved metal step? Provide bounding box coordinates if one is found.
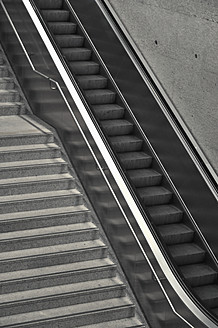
[180,263,217,287]
[147,205,183,225]
[62,47,92,61]
[158,223,194,245]
[93,104,125,120]
[110,136,143,153]
[41,9,70,22]
[48,22,77,34]
[101,119,133,136]
[128,168,162,187]
[77,75,108,90]
[56,34,84,47]
[69,61,100,75]
[138,186,172,206]
[85,89,116,104]
[169,243,205,265]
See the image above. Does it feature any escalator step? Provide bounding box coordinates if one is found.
[85,89,116,104]
[169,243,205,265]
[137,186,172,206]
[70,62,100,75]
[158,223,194,245]
[41,10,70,22]
[110,136,143,153]
[77,75,108,90]
[118,152,152,169]
[128,169,162,187]
[180,263,217,287]
[48,22,77,35]
[101,120,133,136]
[36,0,63,9]
[194,285,218,308]
[56,35,84,48]
[92,104,124,120]
[147,205,183,225]
[62,48,92,61]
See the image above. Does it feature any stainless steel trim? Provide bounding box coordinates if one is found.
[2,0,216,326]
[96,0,218,199]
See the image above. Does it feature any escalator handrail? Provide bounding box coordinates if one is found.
[1,0,216,326]
[96,0,218,198]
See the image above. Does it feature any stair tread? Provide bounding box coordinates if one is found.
[81,317,145,328]
[85,89,115,96]
[77,75,107,82]
[0,143,60,153]
[0,158,66,169]
[0,258,115,282]
[0,188,81,204]
[0,297,133,327]
[0,240,106,261]
[0,205,89,222]
[0,89,18,94]
[101,119,133,128]
[0,277,124,304]
[0,173,73,187]
[0,222,97,241]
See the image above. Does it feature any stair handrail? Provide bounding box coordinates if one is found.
[1,0,217,326]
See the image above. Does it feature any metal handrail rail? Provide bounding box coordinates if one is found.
[1,0,216,326]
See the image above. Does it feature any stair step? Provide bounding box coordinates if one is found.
[194,285,218,308]
[0,132,53,146]
[77,74,108,90]
[36,0,63,9]
[0,102,26,115]
[62,47,92,61]
[82,317,146,328]
[0,77,14,89]
[0,65,9,77]
[0,258,116,294]
[0,158,68,178]
[128,168,162,187]
[0,222,98,251]
[0,277,126,317]
[0,90,20,102]
[0,297,135,328]
[180,263,217,287]
[48,22,77,34]
[169,243,206,265]
[0,240,108,272]
[0,189,83,213]
[0,143,61,162]
[110,136,143,153]
[101,119,133,136]
[56,34,84,48]
[93,104,125,120]
[137,186,172,206]
[147,205,183,225]
[85,89,116,104]
[0,173,75,196]
[41,9,70,22]
[0,205,90,232]
[119,151,152,169]
[70,61,100,75]
[158,223,194,245]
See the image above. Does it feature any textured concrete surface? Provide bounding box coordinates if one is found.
[108,0,218,176]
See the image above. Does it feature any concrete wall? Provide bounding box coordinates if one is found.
[107,0,218,176]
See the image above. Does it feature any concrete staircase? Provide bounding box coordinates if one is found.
[0,47,146,327]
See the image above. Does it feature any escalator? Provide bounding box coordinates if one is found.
[0,0,218,327]
[32,0,218,320]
